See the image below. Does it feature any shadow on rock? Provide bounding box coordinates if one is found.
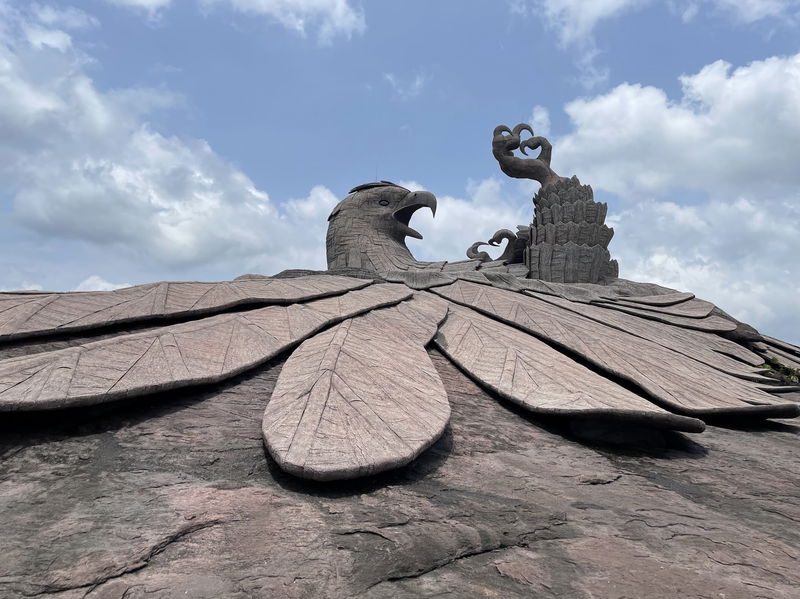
[0,356,285,447]
[703,417,799,434]
[490,393,708,459]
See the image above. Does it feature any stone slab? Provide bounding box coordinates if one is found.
[435,304,704,432]
[532,293,767,375]
[2,351,798,598]
[262,294,450,480]
[587,300,737,333]
[0,284,411,411]
[600,297,715,319]
[0,276,371,342]
[435,280,799,419]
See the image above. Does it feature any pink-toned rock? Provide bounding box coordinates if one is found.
[1,337,799,598]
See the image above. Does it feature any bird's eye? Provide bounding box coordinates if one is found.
[379,199,390,206]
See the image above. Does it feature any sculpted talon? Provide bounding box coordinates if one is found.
[492,123,563,188]
[512,123,534,138]
[466,242,492,262]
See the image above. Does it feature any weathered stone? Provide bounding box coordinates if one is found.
[1,118,799,598]
[325,182,440,274]
[534,292,766,373]
[2,346,799,598]
[527,178,618,284]
[480,125,619,283]
[263,294,450,480]
[0,275,371,341]
[435,280,799,419]
[613,296,711,316]
[589,298,737,332]
[383,270,456,290]
[0,284,411,411]
[435,304,704,432]
[327,181,527,278]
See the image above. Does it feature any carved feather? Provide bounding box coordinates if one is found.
[0,275,370,341]
[435,304,705,432]
[262,294,450,481]
[435,280,799,418]
[0,284,411,410]
[531,293,766,374]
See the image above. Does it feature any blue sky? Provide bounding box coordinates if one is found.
[1,0,799,343]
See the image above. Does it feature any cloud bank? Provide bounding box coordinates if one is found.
[0,2,337,281]
[102,0,366,42]
[555,53,800,342]
[513,0,799,87]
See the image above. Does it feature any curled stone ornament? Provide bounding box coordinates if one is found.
[467,124,617,284]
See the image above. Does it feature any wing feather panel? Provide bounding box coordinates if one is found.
[0,275,371,341]
[613,291,695,306]
[757,341,800,371]
[586,301,736,332]
[530,293,766,374]
[0,284,411,411]
[762,336,800,360]
[598,297,715,319]
[434,304,704,432]
[435,281,799,419]
[262,296,449,481]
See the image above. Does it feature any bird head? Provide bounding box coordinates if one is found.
[327,181,437,243]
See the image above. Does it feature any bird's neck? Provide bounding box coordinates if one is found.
[327,223,429,275]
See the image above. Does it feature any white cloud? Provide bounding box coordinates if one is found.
[102,0,173,21]
[383,71,428,100]
[100,0,366,41]
[524,0,797,46]
[510,0,647,89]
[395,180,426,192]
[556,54,800,196]
[201,0,365,42]
[283,185,338,220]
[609,197,800,342]
[31,4,99,30]
[23,25,73,51]
[74,275,131,292]
[688,0,798,23]
[554,53,800,343]
[530,0,647,46]
[670,0,701,21]
[515,0,798,89]
[529,105,551,137]
[0,4,337,279]
[0,282,44,292]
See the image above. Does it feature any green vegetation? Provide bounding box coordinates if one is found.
[761,357,800,384]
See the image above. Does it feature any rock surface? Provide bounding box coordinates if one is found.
[1,334,799,598]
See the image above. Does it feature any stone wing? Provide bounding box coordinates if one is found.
[0,275,369,341]
[0,282,411,410]
[1,272,798,483]
[757,335,800,371]
[262,293,450,481]
[433,278,799,419]
[435,302,705,432]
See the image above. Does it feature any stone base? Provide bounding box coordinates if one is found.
[526,242,619,284]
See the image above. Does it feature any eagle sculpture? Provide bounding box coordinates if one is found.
[1,125,798,483]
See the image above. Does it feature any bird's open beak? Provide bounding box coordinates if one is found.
[392,191,437,240]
